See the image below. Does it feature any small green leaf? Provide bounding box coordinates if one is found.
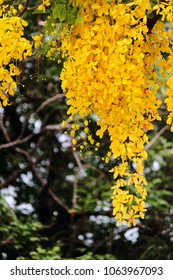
[74,15,84,25]
[29,237,39,242]
[53,4,67,22]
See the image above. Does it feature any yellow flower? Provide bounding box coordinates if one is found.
[0,8,32,107]
[38,0,51,12]
[32,34,43,48]
[72,139,77,145]
[57,0,173,225]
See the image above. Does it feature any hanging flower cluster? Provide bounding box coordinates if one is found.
[59,0,173,226]
[3,0,173,226]
[0,1,32,107]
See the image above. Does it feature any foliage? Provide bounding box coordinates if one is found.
[35,0,173,225]
[0,195,62,260]
[0,0,173,260]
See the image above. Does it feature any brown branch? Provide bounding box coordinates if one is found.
[72,178,78,212]
[27,5,40,12]
[0,121,71,150]
[0,113,11,142]
[147,10,161,34]
[31,94,65,118]
[0,120,69,150]
[145,125,169,150]
[18,0,30,16]
[18,1,40,17]
[0,133,36,150]
[36,14,42,33]
[70,177,78,224]
[0,111,35,152]
[48,188,69,212]
[45,123,71,131]
[147,0,168,33]
[65,223,79,258]
[0,168,27,189]
[73,151,85,174]
[15,147,47,188]
[93,227,130,253]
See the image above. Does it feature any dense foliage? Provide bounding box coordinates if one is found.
[0,0,173,259]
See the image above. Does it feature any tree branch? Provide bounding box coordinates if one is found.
[45,123,71,131]
[0,168,27,189]
[0,113,11,142]
[0,120,69,150]
[147,10,161,33]
[145,125,169,150]
[18,0,30,17]
[93,227,130,253]
[31,94,65,118]
[73,151,85,175]
[147,0,169,34]
[0,133,36,150]
[15,147,47,188]
[48,188,69,212]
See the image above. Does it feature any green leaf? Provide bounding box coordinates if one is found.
[74,15,84,25]
[29,237,40,242]
[66,12,75,25]
[52,4,67,22]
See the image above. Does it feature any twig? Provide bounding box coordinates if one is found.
[73,151,85,175]
[0,133,36,150]
[18,0,30,16]
[45,123,71,131]
[48,188,69,211]
[15,147,47,188]
[93,226,130,253]
[27,5,40,12]
[31,94,65,118]
[72,178,78,211]
[0,168,27,189]
[145,125,169,150]
[0,114,11,142]
[0,120,69,150]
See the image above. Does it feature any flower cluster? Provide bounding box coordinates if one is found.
[4,0,173,226]
[38,0,51,12]
[0,1,32,107]
[59,0,173,225]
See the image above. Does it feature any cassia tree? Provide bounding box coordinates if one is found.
[1,0,173,226]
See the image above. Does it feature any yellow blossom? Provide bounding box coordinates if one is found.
[38,0,51,12]
[0,8,32,107]
[32,34,43,49]
[35,0,173,225]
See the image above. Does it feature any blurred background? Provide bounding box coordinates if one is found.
[0,0,173,260]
